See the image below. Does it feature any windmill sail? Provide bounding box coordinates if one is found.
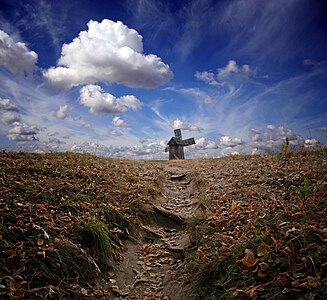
[174,129,182,140]
[180,138,195,146]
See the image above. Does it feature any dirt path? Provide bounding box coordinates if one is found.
[110,163,199,299]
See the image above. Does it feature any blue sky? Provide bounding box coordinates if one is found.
[0,0,326,159]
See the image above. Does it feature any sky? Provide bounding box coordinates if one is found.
[0,0,326,159]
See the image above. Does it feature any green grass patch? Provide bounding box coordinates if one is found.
[76,220,117,269]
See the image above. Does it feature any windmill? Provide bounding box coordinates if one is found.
[165,129,195,160]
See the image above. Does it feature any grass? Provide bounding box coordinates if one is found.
[0,148,326,299]
[76,220,117,269]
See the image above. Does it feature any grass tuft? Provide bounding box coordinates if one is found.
[76,220,117,269]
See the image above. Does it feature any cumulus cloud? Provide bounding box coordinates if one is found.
[195,60,255,87]
[54,104,70,119]
[112,116,127,127]
[304,139,320,147]
[7,122,39,141]
[43,19,173,89]
[250,125,305,153]
[171,118,203,131]
[218,60,253,77]
[79,84,143,114]
[0,98,18,111]
[193,137,219,149]
[70,140,167,159]
[0,30,38,76]
[195,71,223,86]
[219,135,243,147]
[1,111,21,124]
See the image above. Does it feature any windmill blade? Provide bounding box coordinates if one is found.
[181,138,195,146]
[174,129,182,140]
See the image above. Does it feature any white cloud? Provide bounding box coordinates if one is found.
[112,116,127,127]
[193,137,219,149]
[171,118,203,131]
[7,122,39,141]
[0,98,18,111]
[195,60,255,88]
[164,87,213,104]
[0,30,38,76]
[250,125,305,152]
[54,104,70,119]
[219,135,243,147]
[43,19,173,89]
[195,71,223,86]
[320,127,327,131]
[79,84,143,114]
[1,111,21,124]
[303,59,316,66]
[110,129,123,136]
[70,140,167,159]
[218,60,239,77]
[304,138,320,147]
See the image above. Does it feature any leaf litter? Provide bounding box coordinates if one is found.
[0,149,326,299]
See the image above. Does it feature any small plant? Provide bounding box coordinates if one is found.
[189,171,206,190]
[28,240,99,289]
[76,220,117,269]
[298,178,312,199]
[101,205,132,232]
[282,137,289,153]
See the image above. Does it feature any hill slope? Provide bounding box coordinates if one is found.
[0,149,326,299]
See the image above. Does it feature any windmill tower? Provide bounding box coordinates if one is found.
[166,129,195,160]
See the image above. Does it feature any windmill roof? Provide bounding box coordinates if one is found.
[167,137,183,146]
[167,137,195,146]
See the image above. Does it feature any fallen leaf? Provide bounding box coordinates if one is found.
[257,243,268,257]
[161,251,171,257]
[245,283,267,297]
[277,273,291,287]
[292,262,306,272]
[258,213,266,219]
[258,262,269,271]
[81,288,88,295]
[271,236,280,248]
[242,249,259,267]
[231,200,238,212]
[258,270,267,278]
[37,238,44,246]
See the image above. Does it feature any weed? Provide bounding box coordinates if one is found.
[76,220,117,269]
[29,240,99,287]
[186,213,210,249]
[298,178,312,199]
[189,255,240,299]
[101,205,132,232]
[189,171,206,191]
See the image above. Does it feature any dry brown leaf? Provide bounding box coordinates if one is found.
[230,200,238,212]
[257,243,268,257]
[277,273,291,287]
[37,238,44,246]
[258,262,269,271]
[242,249,259,267]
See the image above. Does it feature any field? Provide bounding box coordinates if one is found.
[0,149,326,299]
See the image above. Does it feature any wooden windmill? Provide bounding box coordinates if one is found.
[165,129,195,160]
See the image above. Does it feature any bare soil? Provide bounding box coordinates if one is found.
[110,163,197,299]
